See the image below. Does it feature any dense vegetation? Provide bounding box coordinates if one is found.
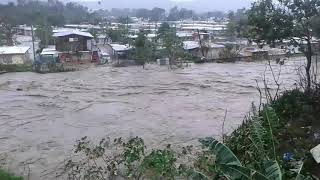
[0,0,98,26]
[0,0,100,46]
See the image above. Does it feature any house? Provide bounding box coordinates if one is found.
[0,46,31,64]
[206,43,225,59]
[16,25,36,36]
[103,43,132,60]
[176,31,194,41]
[183,41,225,59]
[52,30,95,64]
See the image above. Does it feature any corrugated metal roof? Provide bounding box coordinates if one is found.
[110,44,131,51]
[183,41,200,50]
[176,32,193,38]
[0,46,30,55]
[52,30,93,38]
[208,43,225,48]
[41,47,58,55]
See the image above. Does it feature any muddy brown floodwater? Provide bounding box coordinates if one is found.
[0,59,307,179]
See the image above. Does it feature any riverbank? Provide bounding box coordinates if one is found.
[225,88,320,178]
[62,88,319,179]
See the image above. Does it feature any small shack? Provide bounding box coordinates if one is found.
[105,43,131,60]
[244,48,269,60]
[0,46,31,64]
[183,41,201,57]
[53,30,94,64]
[183,41,225,59]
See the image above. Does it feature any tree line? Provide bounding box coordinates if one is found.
[0,0,101,46]
[95,6,227,22]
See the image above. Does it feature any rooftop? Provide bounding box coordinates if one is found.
[110,44,131,51]
[0,46,30,55]
[183,41,200,50]
[41,46,58,55]
[52,30,93,38]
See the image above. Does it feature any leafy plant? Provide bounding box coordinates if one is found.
[140,145,177,179]
[199,137,282,180]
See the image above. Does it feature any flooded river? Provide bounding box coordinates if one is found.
[0,59,307,179]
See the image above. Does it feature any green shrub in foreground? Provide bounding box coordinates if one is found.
[0,169,22,180]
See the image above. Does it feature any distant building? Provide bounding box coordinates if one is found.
[16,25,36,36]
[176,31,194,41]
[0,46,31,64]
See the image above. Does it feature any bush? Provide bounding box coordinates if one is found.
[271,89,305,122]
[0,169,23,180]
[0,64,32,72]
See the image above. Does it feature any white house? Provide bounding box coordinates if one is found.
[0,46,31,64]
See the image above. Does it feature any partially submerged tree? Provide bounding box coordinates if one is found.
[158,24,184,67]
[133,32,153,68]
[247,0,320,90]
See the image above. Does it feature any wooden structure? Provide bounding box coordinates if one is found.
[53,31,93,52]
[0,46,31,65]
[52,31,96,64]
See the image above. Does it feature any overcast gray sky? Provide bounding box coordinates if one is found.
[76,0,253,12]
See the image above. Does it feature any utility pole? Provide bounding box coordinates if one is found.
[197,29,205,57]
[31,25,36,61]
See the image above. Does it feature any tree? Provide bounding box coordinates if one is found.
[0,0,97,26]
[133,32,153,69]
[247,0,320,90]
[0,33,4,46]
[179,8,194,20]
[157,22,171,39]
[161,27,184,68]
[312,15,320,38]
[227,9,249,38]
[117,16,132,25]
[150,7,165,22]
[167,6,180,21]
[135,8,151,20]
[0,16,15,46]
[101,24,128,44]
[35,22,53,49]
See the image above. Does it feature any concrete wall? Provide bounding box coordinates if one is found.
[206,48,224,59]
[0,54,30,65]
[58,51,92,64]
